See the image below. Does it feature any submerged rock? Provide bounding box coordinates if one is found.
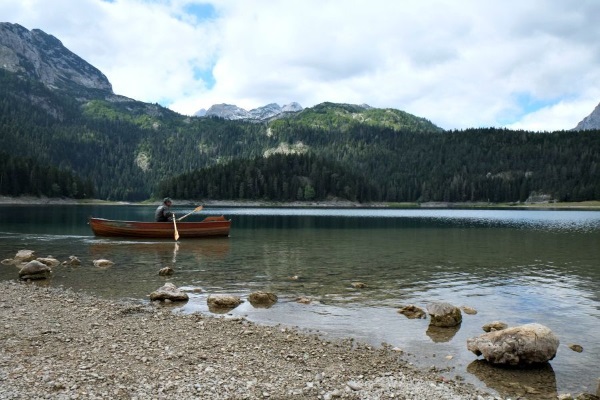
[397,304,426,319]
[93,259,114,268]
[568,344,583,353]
[461,305,478,315]
[15,250,36,263]
[482,321,508,332]
[467,323,559,366]
[296,297,312,304]
[62,255,81,266]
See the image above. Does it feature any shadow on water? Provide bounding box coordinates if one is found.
[426,324,461,343]
[467,360,558,400]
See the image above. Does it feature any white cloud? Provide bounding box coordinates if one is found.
[1,0,599,131]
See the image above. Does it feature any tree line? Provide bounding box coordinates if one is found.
[156,153,378,202]
[158,128,600,203]
[0,152,94,198]
[1,68,599,203]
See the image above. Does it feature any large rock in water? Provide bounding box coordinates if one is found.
[149,282,189,302]
[467,323,559,366]
[19,260,51,280]
[207,294,243,313]
[14,250,36,263]
[427,302,462,327]
[248,291,277,308]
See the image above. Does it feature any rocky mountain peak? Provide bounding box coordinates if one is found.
[0,22,112,94]
[197,102,304,121]
[573,102,600,131]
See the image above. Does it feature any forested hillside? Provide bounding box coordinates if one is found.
[0,152,94,199]
[157,153,378,202]
[160,127,600,203]
[1,68,599,203]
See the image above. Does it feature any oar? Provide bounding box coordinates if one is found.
[177,205,203,221]
[172,215,180,241]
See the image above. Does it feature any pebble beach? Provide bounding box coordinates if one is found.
[0,281,501,400]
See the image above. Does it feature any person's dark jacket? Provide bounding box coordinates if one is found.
[155,205,174,222]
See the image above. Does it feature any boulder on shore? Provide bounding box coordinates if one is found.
[149,282,189,302]
[467,323,559,366]
[427,302,462,327]
[19,260,51,280]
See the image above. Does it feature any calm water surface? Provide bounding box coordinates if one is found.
[1,205,599,398]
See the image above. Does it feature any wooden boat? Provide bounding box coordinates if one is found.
[89,216,231,239]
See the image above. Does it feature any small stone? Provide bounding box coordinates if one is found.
[461,305,477,315]
[398,304,426,319]
[93,259,114,268]
[568,344,583,353]
[482,321,508,332]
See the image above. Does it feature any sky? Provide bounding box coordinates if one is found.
[2,0,599,131]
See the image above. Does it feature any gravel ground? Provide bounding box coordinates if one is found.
[0,281,503,400]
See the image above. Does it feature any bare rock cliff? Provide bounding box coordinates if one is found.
[573,102,600,131]
[0,22,112,93]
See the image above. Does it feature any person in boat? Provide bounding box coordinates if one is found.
[155,197,175,222]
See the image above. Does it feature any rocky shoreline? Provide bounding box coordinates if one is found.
[1,195,599,209]
[0,281,502,400]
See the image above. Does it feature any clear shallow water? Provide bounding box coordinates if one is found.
[1,205,599,398]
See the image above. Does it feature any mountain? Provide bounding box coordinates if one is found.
[0,22,171,120]
[276,102,444,133]
[1,23,599,204]
[0,22,112,96]
[573,102,600,130]
[197,102,303,121]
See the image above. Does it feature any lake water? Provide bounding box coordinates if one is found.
[1,205,599,398]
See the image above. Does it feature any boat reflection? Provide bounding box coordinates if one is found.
[89,238,231,267]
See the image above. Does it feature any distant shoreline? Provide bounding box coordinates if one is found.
[1,195,599,210]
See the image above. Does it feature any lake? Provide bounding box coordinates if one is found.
[1,205,599,398]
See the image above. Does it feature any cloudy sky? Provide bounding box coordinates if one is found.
[2,0,599,131]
